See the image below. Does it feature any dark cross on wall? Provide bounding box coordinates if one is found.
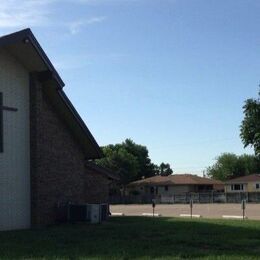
[0,92,18,153]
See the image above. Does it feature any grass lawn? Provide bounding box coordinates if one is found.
[0,217,260,259]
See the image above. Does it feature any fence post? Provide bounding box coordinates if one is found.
[190,199,193,219]
[241,199,246,220]
[152,199,156,217]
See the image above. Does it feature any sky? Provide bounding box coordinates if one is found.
[0,0,259,175]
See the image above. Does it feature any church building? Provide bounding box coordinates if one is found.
[0,29,111,230]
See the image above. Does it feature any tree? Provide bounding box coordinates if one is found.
[237,154,260,175]
[122,139,156,179]
[158,162,173,176]
[96,144,140,186]
[240,90,260,157]
[96,139,170,186]
[206,153,260,181]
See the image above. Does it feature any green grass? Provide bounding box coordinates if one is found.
[0,217,260,259]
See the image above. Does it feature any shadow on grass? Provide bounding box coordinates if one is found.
[1,217,260,259]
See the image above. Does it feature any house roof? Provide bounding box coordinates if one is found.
[85,162,120,181]
[128,174,223,187]
[0,28,102,159]
[225,174,260,184]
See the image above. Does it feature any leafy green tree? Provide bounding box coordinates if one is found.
[237,154,260,175]
[96,139,169,185]
[206,153,260,181]
[122,139,156,179]
[96,144,139,186]
[158,162,173,176]
[206,153,238,181]
[240,90,260,157]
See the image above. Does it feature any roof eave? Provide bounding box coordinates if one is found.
[58,90,102,159]
[0,28,102,159]
[0,28,64,88]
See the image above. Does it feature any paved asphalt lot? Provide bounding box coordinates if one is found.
[111,203,260,220]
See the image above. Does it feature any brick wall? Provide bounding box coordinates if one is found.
[30,75,107,226]
[85,170,110,204]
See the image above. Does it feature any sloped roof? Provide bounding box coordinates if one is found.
[128,174,223,186]
[85,162,120,181]
[225,174,260,184]
[0,28,64,87]
[0,28,102,159]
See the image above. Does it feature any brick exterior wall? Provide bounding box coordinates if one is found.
[85,170,110,204]
[30,75,108,226]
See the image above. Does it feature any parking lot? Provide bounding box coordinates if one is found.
[111,203,260,220]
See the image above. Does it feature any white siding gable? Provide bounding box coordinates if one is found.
[0,50,30,230]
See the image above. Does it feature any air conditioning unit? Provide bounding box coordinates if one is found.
[100,203,109,221]
[68,203,88,222]
[87,204,101,223]
[68,203,109,224]
[87,204,109,223]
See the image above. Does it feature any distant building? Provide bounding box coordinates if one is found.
[225,174,260,193]
[127,174,224,196]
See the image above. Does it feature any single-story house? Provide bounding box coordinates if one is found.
[127,174,224,196]
[225,174,260,193]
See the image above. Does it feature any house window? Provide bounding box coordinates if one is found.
[164,186,168,191]
[231,184,244,191]
[150,187,154,194]
[256,184,260,189]
[198,185,212,191]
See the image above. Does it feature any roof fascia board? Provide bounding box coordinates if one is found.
[0,28,102,159]
[226,181,249,184]
[57,89,103,158]
[26,31,65,88]
[85,163,119,180]
[0,28,64,88]
[0,29,28,47]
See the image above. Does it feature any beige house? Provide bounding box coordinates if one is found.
[225,174,260,193]
[127,174,224,196]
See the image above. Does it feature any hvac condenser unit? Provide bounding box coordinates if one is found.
[87,204,109,223]
[88,204,101,223]
[68,203,109,223]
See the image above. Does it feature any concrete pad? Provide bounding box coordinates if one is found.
[222,215,247,219]
[180,214,201,218]
[111,213,124,216]
[142,213,161,217]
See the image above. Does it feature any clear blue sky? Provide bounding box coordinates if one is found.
[1,0,259,175]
